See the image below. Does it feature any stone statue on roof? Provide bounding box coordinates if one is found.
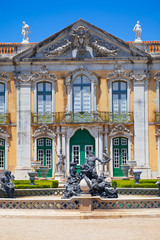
[22,21,30,44]
[133,21,142,43]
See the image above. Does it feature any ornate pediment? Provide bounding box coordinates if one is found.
[44,25,120,59]
[14,65,57,87]
[108,124,133,137]
[13,19,150,61]
[33,124,56,138]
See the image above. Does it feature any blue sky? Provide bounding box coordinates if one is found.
[0,0,160,43]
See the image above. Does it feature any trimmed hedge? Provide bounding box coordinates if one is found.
[111,179,159,188]
[13,180,59,189]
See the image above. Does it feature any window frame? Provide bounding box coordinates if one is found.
[72,75,91,112]
[112,81,127,113]
[37,82,52,114]
[108,78,130,113]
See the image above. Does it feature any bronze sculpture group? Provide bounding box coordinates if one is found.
[63,151,118,199]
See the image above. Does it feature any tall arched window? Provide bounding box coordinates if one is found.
[37,82,52,114]
[112,81,127,113]
[72,75,91,112]
[0,83,5,114]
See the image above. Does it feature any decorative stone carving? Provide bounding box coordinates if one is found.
[92,39,119,57]
[156,129,160,137]
[130,72,150,82]
[133,21,142,43]
[108,124,133,137]
[0,73,9,81]
[44,25,120,59]
[14,65,57,87]
[154,71,160,80]
[45,40,72,57]
[22,21,30,44]
[107,64,131,79]
[33,124,55,138]
[0,127,10,138]
[29,65,56,81]
[63,66,99,87]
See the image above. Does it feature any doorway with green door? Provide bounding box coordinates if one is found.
[37,138,53,178]
[113,137,128,177]
[70,129,95,172]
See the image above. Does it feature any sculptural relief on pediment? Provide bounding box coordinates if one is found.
[44,26,120,59]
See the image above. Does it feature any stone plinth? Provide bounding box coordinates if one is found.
[55,172,66,187]
[79,194,92,212]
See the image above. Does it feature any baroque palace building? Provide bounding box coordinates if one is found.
[0,19,160,180]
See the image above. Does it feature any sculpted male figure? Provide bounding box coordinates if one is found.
[22,21,30,43]
[85,151,104,179]
[133,21,142,42]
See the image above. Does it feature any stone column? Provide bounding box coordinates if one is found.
[15,83,32,179]
[56,127,61,156]
[61,127,66,173]
[98,127,103,174]
[132,72,151,178]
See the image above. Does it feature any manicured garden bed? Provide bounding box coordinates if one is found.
[111,179,159,188]
[13,180,59,189]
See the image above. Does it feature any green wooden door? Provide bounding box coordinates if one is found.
[113,137,128,177]
[37,138,52,178]
[0,139,5,169]
[70,129,95,172]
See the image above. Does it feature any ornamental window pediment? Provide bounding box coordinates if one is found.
[14,65,57,88]
[33,124,55,138]
[108,124,133,137]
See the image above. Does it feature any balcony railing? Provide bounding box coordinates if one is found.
[0,113,10,125]
[32,112,133,124]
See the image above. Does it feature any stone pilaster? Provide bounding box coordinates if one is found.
[14,81,32,179]
[132,72,151,178]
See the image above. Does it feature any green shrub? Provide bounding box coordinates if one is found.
[14,180,59,189]
[51,180,58,188]
[13,180,30,185]
[111,179,158,188]
[15,184,51,189]
[133,183,158,188]
[139,179,159,184]
[111,181,117,188]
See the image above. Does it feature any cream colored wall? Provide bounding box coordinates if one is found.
[148,71,158,172]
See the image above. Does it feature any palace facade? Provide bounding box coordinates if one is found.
[0,19,160,180]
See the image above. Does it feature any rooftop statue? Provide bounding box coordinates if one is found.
[22,21,30,44]
[133,21,142,42]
